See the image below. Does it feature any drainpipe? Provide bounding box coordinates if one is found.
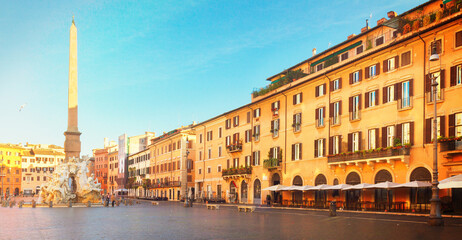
[324,73,332,162]
[281,92,288,176]
[418,34,426,148]
[247,106,254,167]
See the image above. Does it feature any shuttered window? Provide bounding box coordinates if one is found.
[401,51,411,66]
[450,64,462,87]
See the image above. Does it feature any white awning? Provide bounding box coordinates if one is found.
[343,183,373,190]
[262,184,288,191]
[304,184,332,190]
[391,181,432,188]
[364,181,399,189]
[282,185,304,191]
[324,184,352,190]
[439,174,462,189]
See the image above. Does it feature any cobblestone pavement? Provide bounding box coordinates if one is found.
[0,201,461,240]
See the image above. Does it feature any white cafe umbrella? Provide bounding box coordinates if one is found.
[391,181,432,188]
[343,183,373,190]
[324,184,352,190]
[364,181,399,189]
[301,185,314,191]
[262,184,288,191]
[283,185,304,191]
[304,184,332,191]
[438,174,462,189]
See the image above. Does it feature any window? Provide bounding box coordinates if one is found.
[383,56,398,72]
[253,108,261,118]
[207,131,213,141]
[271,119,280,138]
[350,70,361,84]
[430,39,442,55]
[455,113,462,137]
[352,132,360,152]
[332,135,340,155]
[253,151,260,166]
[207,167,211,174]
[292,143,302,161]
[293,93,302,105]
[217,165,222,172]
[375,36,384,46]
[316,63,324,72]
[451,65,462,86]
[366,63,379,79]
[293,113,302,132]
[402,122,411,144]
[198,168,202,175]
[356,45,364,55]
[218,146,222,157]
[430,117,442,141]
[272,147,279,160]
[349,95,360,121]
[368,129,377,150]
[247,111,251,123]
[331,78,341,91]
[401,80,411,108]
[199,151,202,161]
[383,85,395,104]
[233,116,239,127]
[199,134,203,144]
[233,158,239,168]
[245,129,252,143]
[316,107,325,127]
[401,51,411,66]
[315,84,326,97]
[218,127,222,138]
[387,126,395,147]
[253,125,260,141]
[366,90,378,108]
[225,119,232,129]
[331,101,341,125]
[225,136,231,146]
[245,155,251,167]
[341,52,349,61]
[314,139,325,158]
[208,148,212,159]
[427,71,443,102]
[456,31,462,48]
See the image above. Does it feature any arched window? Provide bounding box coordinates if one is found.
[333,179,339,185]
[375,169,393,183]
[314,174,327,186]
[293,176,303,186]
[241,180,248,203]
[410,167,431,182]
[271,173,280,185]
[346,172,361,185]
[254,179,261,200]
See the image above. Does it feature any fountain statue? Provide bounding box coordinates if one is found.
[40,157,101,204]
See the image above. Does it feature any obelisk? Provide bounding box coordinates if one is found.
[64,16,81,161]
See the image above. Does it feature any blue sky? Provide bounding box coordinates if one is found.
[0,0,420,155]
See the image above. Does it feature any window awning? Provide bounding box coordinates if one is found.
[310,41,363,67]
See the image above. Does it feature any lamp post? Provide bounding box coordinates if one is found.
[1,157,4,201]
[428,37,443,226]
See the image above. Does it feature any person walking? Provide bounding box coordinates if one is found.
[111,194,115,207]
[266,195,271,207]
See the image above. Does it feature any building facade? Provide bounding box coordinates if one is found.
[0,144,23,197]
[192,0,462,212]
[108,148,119,194]
[127,148,151,197]
[94,148,109,195]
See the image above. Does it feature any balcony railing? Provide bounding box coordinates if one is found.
[330,116,341,126]
[292,123,301,132]
[263,158,281,169]
[227,143,243,153]
[349,111,361,121]
[222,167,252,177]
[151,181,181,188]
[426,90,444,103]
[316,118,325,128]
[270,129,279,138]
[439,138,462,152]
[327,147,410,163]
[398,97,413,110]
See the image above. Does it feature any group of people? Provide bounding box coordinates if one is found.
[102,194,118,207]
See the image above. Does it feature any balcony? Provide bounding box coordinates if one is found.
[330,116,341,126]
[222,167,252,180]
[263,158,281,170]
[152,181,181,188]
[426,90,444,104]
[270,129,279,138]
[440,138,462,166]
[227,142,243,153]
[327,147,410,167]
[316,118,325,128]
[398,97,413,110]
[349,111,361,121]
[292,123,301,132]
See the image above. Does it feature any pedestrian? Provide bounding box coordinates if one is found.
[105,194,110,207]
[266,195,271,207]
[111,194,115,207]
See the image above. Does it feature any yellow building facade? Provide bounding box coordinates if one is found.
[0,144,23,197]
[193,0,462,212]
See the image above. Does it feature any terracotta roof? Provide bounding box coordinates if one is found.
[21,150,35,156]
[33,149,65,156]
[0,143,24,150]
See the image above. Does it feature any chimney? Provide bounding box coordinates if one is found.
[312,48,317,56]
[347,34,356,40]
[387,11,397,19]
[361,26,370,33]
[377,17,387,26]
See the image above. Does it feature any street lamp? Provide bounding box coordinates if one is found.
[428,37,443,226]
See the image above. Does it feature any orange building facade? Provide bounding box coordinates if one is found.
[146,125,196,201]
[94,148,109,195]
[108,149,119,194]
[193,0,462,212]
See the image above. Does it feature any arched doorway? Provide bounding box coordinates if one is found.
[253,179,261,205]
[14,188,19,196]
[332,179,339,197]
[292,176,303,205]
[271,173,281,204]
[346,172,361,209]
[229,181,237,203]
[375,169,393,210]
[409,167,432,207]
[241,180,248,203]
[314,174,327,207]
